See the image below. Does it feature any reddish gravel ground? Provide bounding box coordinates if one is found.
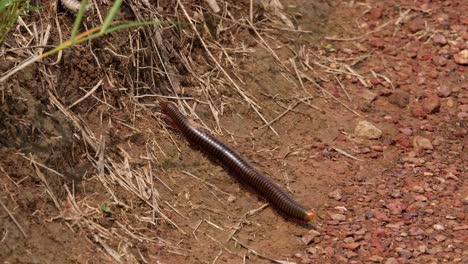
[293,0,467,263]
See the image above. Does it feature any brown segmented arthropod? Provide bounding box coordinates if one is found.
[161,101,315,222]
[60,0,92,12]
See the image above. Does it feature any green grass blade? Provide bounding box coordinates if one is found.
[100,0,122,33]
[0,0,9,10]
[70,0,88,42]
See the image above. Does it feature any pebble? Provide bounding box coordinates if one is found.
[412,136,433,150]
[414,194,428,202]
[454,49,468,65]
[369,7,383,20]
[408,16,426,33]
[330,213,346,222]
[385,257,399,264]
[422,93,441,114]
[370,38,385,49]
[343,242,361,250]
[433,224,445,231]
[437,85,452,97]
[354,121,383,140]
[418,245,428,253]
[398,127,413,136]
[434,234,446,242]
[301,230,321,244]
[324,246,335,257]
[365,212,374,219]
[433,56,448,66]
[462,196,468,205]
[388,91,410,108]
[433,34,447,45]
[428,246,443,254]
[387,201,403,215]
[397,248,413,259]
[453,225,468,231]
[411,103,427,118]
[412,185,425,194]
[328,189,343,201]
[368,256,384,263]
[409,227,426,236]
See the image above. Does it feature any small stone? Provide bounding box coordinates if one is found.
[368,255,384,263]
[324,246,335,257]
[434,234,446,242]
[369,7,383,20]
[414,194,428,202]
[330,213,346,222]
[362,89,378,102]
[459,104,468,113]
[453,128,466,137]
[387,201,403,215]
[433,56,448,66]
[433,34,447,45]
[370,38,385,49]
[411,103,427,118]
[306,247,318,254]
[388,91,410,108]
[398,127,413,136]
[328,189,342,201]
[343,242,361,250]
[371,145,383,152]
[454,49,468,65]
[365,212,374,219]
[412,185,425,194]
[397,248,413,259]
[418,245,427,253]
[385,257,399,264]
[413,136,433,150]
[453,225,468,231]
[462,196,468,205]
[433,224,445,231]
[409,227,426,236]
[302,230,321,244]
[437,85,452,97]
[227,195,236,202]
[428,246,442,254]
[355,121,383,140]
[422,94,441,114]
[408,16,425,33]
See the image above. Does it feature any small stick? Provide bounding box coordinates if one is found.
[67,79,103,109]
[331,146,363,161]
[259,101,301,129]
[0,199,27,238]
[334,76,352,102]
[249,0,253,22]
[205,0,220,13]
[0,166,19,187]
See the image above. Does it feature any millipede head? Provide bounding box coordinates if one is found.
[304,211,315,222]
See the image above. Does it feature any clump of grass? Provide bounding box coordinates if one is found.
[0,0,161,82]
[0,0,29,45]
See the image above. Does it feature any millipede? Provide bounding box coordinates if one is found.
[161,101,314,222]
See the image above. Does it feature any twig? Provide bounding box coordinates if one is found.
[67,79,103,109]
[0,199,27,238]
[331,146,363,161]
[205,0,220,13]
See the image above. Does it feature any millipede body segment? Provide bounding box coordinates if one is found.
[161,101,314,222]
